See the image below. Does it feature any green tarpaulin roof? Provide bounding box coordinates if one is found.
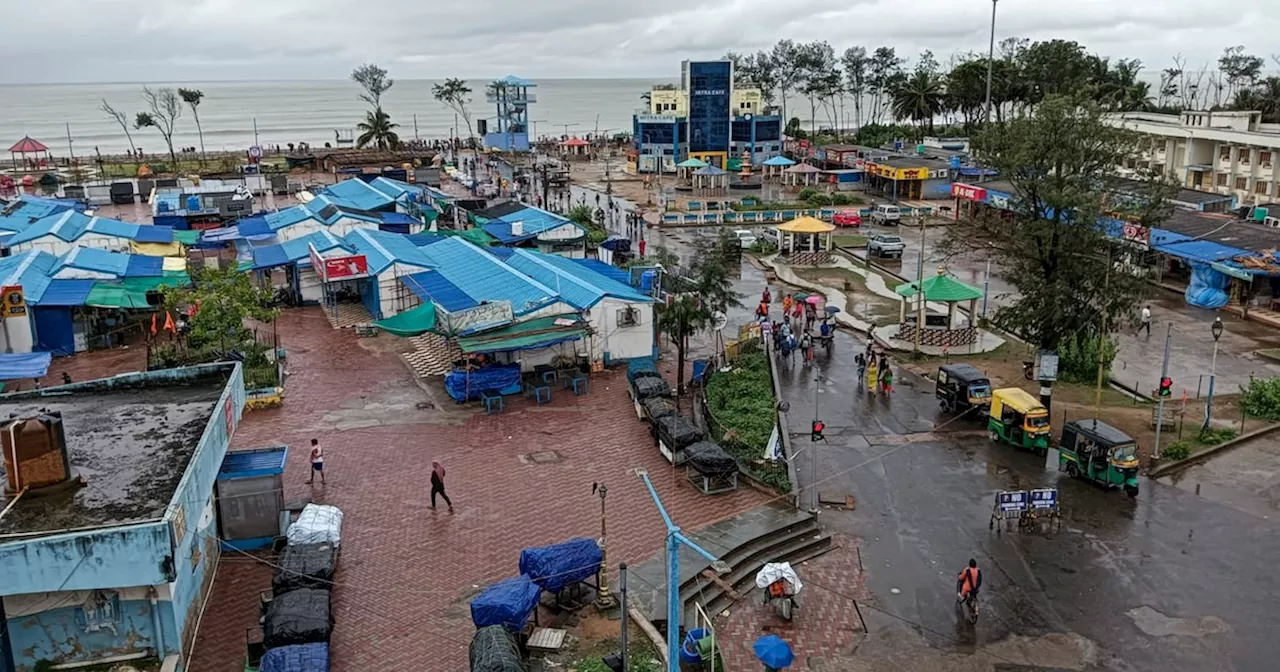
[173,230,202,246]
[84,274,191,309]
[374,302,437,337]
[456,314,587,354]
[441,227,496,246]
[894,272,984,302]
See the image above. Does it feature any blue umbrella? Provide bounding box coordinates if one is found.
[753,634,795,669]
[825,305,840,315]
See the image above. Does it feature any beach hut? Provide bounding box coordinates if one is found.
[560,137,590,159]
[692,165,729,196]
[782,162,822,187]
[9,136,50,170]
[762,155,795,180]
[893,267,985,347]
[775,216,835,261]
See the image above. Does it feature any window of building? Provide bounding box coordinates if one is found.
[1235,176,1248,190]
[1239,149,1250,165]
[1220,147,1231,161]
[1216,173,1228,186]
[76,590,122,634]
[1256,181,1270,195]
[1262,151,1273,167]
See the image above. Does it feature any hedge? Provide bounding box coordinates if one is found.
[704,344,791,493]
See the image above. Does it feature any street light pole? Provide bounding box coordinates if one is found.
[981,253,991,321]
[811,371,821,512]
[983,0,999,125]
[1204,317,1224,430]
[594,483,613,608]
[1153,323,1174,458]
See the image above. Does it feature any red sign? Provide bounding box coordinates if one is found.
[307,243,369,282]
[951,183,988,202]
[1122,222,1150,247]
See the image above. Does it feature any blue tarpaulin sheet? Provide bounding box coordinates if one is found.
[627,357,658,384]
[470,574,542,631]
[519,537,603,593]
[445,363,522,402]
[132,225,176,244]
[0,352,52,380]
[260,642,330,672]
[1185,262,1230,309]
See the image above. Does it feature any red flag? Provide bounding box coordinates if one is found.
[150,313,157,335]
[163,311,176,333]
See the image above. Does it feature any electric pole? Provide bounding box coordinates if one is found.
[1153,323,1173,458]
[983,0,999,125]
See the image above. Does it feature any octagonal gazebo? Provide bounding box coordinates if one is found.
[894,268,985,347]
[775,215,835,265]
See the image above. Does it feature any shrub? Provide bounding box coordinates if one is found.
[704,346,791,493]
[805,193,833,207]
[797,187,818,201]
[1197,426,1237,445]
[1240,376,1280,421]
[1162,441,1192,460]
[749,240,778,255]
[831,193,864,206]
[1056,333,1117,384]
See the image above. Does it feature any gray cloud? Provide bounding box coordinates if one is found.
[0,0,1276,83]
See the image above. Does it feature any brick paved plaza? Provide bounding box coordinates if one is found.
[181,307,768,671]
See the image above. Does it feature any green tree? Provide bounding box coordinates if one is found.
[432,78,474,143]
[357,108,401,150]
[771,40,805,127]
[178,88,206,162]
[796,41,840,137]
[867,47,905,125]
[945,57,990,130]
[1218,46,1264,103]
[135,86,181,167]
[657,238,742,400]
[891,69,946,139]
[940,95,1174,352]
[842,46,869,130]
[159,265,279,352]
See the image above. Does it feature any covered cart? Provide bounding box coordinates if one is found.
[259,643,330,672]
[262,588,333,649]
[470,575,543,632]
[273,543,338,595]
[470,625,526,672]
[654,414,703,464]
[641,397,677,437]
[287,504,344,547]
[518,537,602,597]
[628,358,671,419]
[684,440,739,494]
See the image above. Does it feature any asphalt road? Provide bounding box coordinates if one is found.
[778,338,1280,671]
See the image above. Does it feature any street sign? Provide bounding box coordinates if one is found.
[1037,351,1059,382]
[2,285,27,316]
[1029,488,1059,510]
[996,490,1029,514]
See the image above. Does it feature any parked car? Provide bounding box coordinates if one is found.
[760,228,780,245]
[870,204,901,225]
[733,229,758,247]
[833,210,862,227]
[868,234,905,258]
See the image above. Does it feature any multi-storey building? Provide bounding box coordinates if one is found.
[632,60,782,174]
[1109,110,1280,207]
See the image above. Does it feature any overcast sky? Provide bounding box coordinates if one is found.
[1,0,1276,84]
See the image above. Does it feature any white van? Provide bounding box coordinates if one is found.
[870,204,901,225]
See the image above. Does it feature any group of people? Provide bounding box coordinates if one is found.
[760,288,835,365]
[855,339,894,396]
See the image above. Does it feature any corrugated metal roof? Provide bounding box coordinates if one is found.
[6,211,143,246]
[507,250,653,309]
[53,247,130,277]
[402,271,478,311]
[218,446,288,478]
[482,206,585,244]
[36,279,96,306]
[123,254,165,278]
[0,250,55,302]
[265,206,316,230]
[406,232,447,246]
[132,225,176,244]
[574,259,633,285]
[322,178,396,211]
[252,230,351,270]
[416,238,557,315]
[343,228,433,274]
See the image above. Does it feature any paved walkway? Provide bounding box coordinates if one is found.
[187,307,768,672]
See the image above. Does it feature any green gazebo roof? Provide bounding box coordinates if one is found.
[895,271,984,302]
[676,158,708,168]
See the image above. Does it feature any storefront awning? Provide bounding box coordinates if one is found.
[0,352,52,380]
[84,275,190,309]
[373,302,437,337]
[455,314,587,354]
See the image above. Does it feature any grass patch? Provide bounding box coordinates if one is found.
[1256,348,1280,363]
[832,234,867,248]
[705,345,791,493]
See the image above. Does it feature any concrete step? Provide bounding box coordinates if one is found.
[698,532,833,622]
[675,516,820,607]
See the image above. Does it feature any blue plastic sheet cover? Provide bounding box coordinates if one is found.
[627,357,658,384]
[1185,261,1230,309]
[37,279,96,306]
[0,352,52,380]
[445,363,522,402]
[470,574,542,631]
[123,254,165,278]
[260,642,330,672]
[132,225,176,244]
[519,537,603,593]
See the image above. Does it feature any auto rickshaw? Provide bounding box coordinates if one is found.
[935,363,992,415]
[1059,419,1140,497]
[988,388,1051,455]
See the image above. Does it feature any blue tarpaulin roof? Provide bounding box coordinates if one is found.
[505,249,652,309]
[133,225,177,244]
[265,206,316,231]
[321,178,397,211]
[380,212,421,226]
[416,238,558,315]
[575,259,634,285]
[5,211,155,246]
[519,537,603,593]
[469,575,542,631]
[342,228,434,274]
[402,271,478,312]
[0,250,55,303]
[482,206,585,244]
[1153,238,1248,263]
[124,254,165,277]
[251,230,350,270]
[35,279,96,306]
[0,352,52,380]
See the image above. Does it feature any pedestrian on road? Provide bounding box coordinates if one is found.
[306,439,324,485]
[762,286,772,304]
[855,353,866,384]
[799,331,814,363]
[430,461,454,512]
[1138,304,1152,338]
[791,300,804,322]
[865,358,879,395]
[880,364,894,395]
[756,299,770,320]
[782,293,793,317]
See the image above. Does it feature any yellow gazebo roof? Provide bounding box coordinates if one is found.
[776,216,835,234]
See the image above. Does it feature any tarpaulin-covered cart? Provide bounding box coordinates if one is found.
[470,574,543,632]
[519,537,603,607]
[470,625,526,672]
[654,414,703,465]
[628,358,672,419]
[684,440,739,494]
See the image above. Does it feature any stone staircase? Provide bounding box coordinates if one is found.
[403,332,462,378]
[628,502,832,634]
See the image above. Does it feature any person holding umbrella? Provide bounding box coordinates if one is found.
[753,634,795,670]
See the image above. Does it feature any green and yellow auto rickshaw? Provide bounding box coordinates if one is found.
[1059,419,1140,497]
[988,388,1051,455]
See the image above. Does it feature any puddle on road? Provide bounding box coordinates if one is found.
[827,626,1099,671]
[1125,605,1230,638]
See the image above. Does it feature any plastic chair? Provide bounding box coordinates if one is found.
[570,376,588,396]
[480,389,503,414]
[534,385,552,405]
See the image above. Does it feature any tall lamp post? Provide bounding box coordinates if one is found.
[1204,317,1224,430]
[637,469,728,672]
[982,0,999,125]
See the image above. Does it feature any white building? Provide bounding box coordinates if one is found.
[1108,110,1280,206]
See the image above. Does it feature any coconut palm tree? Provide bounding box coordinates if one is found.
[356,107,400,150]
[890,70,946,140]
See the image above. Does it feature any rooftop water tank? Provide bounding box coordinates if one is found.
[186,195,201,211]
[640,270,656,292]
[2,411,72,494]
[157,201,170,213]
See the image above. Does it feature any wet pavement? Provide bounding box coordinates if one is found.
[776,337,1280,671]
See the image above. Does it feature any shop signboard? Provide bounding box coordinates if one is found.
[2,285,26,316]
[897,167,927,180]
[1122,221,1151,249]
[308,243,369,282]
[951,183,988,202]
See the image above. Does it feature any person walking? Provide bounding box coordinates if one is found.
[799,331,814,363]
[430,461,454,512]
[782,293,793,319]
[855,352,867,386]
[306,438,324,485]
[865,357,879,395]
[880,363,894,395]
[1137,304,1152,338]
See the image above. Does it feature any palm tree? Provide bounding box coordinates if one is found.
[890,70,946,140]
[356,107,400,150]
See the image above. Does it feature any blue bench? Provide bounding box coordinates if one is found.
[480,388,504,414]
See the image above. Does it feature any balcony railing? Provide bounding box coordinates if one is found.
[486,92,537,104]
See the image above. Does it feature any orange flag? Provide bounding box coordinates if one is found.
[150,313,157,334]
[163,311,176,333]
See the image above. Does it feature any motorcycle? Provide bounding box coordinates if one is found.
[755,562,802,621]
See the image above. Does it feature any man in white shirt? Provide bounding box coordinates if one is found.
[1138,305,1152,338]
[306,438,325,485]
